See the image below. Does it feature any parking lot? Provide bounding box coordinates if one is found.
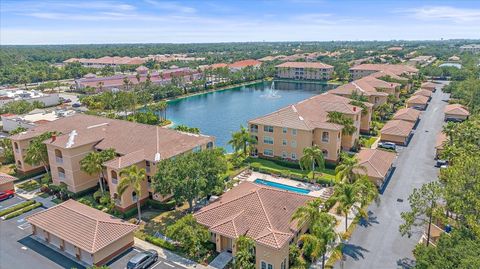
[0,196,187,269]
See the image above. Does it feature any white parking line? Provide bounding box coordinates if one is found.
[132,248,141,252]
[163,262,175,268]
[18,222,31,230]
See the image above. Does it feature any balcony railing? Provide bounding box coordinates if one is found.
[114,198,121,206]
[146,166,151,173]
[58,172,66,180]
[56,157,63,164]
[112,178,118,184]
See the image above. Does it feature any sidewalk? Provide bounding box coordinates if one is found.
[134,237,208,269]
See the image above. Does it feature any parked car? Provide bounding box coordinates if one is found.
[126,250,158,269]
[72,103,81,108]
[63,98,72,103]
[0,190,15,201]
[435,159,448,168]
[445,117,463,123]
[378,142,397,151]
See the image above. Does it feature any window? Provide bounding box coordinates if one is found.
[291,153,297,160]
[207,142,214,149]
[281,259,286,269]
[356,115,360,121]
[322,131,329,142]
[264,125,274,133]
[55,149,63,163]
[263,136,274,145]
[282,127,287,134]
[58,167,66,180]
[282,139,287,146]
[250,124,259,133]
[111,171,118,184]
[338,133,341,139]
[261,262,267,269]
[291,140,297,148]
[268,264,273,269]
[263,149,273,157]
[322,150,328,158]
[14,142,19,153]
[193,145,201,153]
[132,191,138,202]
[292,129,297,135]
[282,151,287,158]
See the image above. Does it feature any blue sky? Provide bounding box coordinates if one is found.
[1,0,479,44]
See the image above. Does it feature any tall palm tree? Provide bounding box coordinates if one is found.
[327,111,357,136]
[355,177,379,210]
[228,125,257,157]
[118,165,146,222]
[24,132,55,176]
[234,235,255,269]
[291,198,324,228]
[80,149,116,193]
[335,153,366,184]
[333,182,361,232]
[298,233,322,262]
[299,146,325,182]
[312,215,338,269]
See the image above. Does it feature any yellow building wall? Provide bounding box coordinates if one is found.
[11,138,43,173]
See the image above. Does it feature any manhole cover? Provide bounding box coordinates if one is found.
[425,130,429,132]
[397,198,404,202]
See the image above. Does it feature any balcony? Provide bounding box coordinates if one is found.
[56,157,63,164]
[114,198,121,206]
[146,166,151,173]
[58,172,66,180]
[112,178,118,184]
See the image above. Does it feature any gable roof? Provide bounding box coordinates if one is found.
[435,132,448,150]
[0,173,16,186]
[444,104,470,116]
[194,182,312,249]
[26,199,137,253]
[369,70,408,81]
[421,82,437,90]
[275,62,333,69]
[381,119,415,137]
[349,64,418,75]
[329,77,392,97]
[355,148,396,179]
[229,60,262,68]
[407,95,429,105]
[392,108,421,122]
[413,89,432,97]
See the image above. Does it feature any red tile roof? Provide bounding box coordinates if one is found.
[444,104,470,116]
[330,76,392,97]
[355,148,396,180]
[392,108,421,122]
[229,59,262,68]
[275,62,333,69]
[26,199,137,253]
[413,89,432,97]
[407,95,429,105]
[0,173,16,186]
[381,120,415,137]
[194,182,312,249]
[350,64,418,75]
[435,132,448,150]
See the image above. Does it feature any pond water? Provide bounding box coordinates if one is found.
[166,80,335,151]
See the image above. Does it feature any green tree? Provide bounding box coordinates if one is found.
[291,198,324,228]
[327,111,357,136]
[399,181,443,246]
[153,148,227,211]
[165,214,209,258]
[0,138,14,164]
[234,236,255,269]
[333,182,361,232]
[80,149,116,193]
[299,146,325,182]
[117,165,146,222]
[24,132,55,175]
[228,125,257,157]
[335,153,366,184]
[298,233,321,262]
[312,215,338,269]
[174,124,200,134]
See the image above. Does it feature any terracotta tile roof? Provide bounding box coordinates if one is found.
[64,56,147,65]
[11,114,214,162]
[413,89,432,97]
[350,64,418,75]
[26,199,137,253]
[381,120,415,137]
[444,104,470,116]
[407,95,429,105]
[392,108,421,122]
[229,59,262,68]
[435,132,448,150]
[275,62,333,69]
[355,148,396,179]
[249,93,364,131]
[194,182,312,249]
[330,77,391,97]
[0,173,16,185]
[209,63,228,69]
[421,82,437,90]
[369,71,409,81]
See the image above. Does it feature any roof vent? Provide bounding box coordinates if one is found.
[154,152,161,162]
[65,130,78,148]
[87,123,109,129]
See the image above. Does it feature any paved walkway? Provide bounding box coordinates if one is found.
[134,238,208,269]
[207,251,233,269]
[334,82,450,269]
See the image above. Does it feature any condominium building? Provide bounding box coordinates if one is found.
[0,89,60,108]
[349,64,418,80]
[459,44,480,54]
[275,62,334,81]
[194,181,312,269]
[329,76,401,107]
[228,59,262,71]
[10,114,214,211]
[248,93,371,163]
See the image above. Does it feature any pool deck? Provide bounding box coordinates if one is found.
[235,171,333,199]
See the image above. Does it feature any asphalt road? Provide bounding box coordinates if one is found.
[107,247,187,269]
[335,82,450,269]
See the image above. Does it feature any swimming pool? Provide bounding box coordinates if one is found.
[254,179,311,195]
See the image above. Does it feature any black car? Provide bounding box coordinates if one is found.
[126,250,158,269]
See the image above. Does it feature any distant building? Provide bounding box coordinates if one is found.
[0,89,60,108]
[459,44,480,54]
[1,109,75,132]
[409,55,436,66]
[64,56,146,68]
[349,64,418,80]
[275,62,334,81]
[228,59,262,71]
[380,119,415,145]
[444,104,470,122]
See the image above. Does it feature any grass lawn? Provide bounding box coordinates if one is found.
[0,164,15,175]
[363,136,379,148]
[38,192,50,198]
[246,158,336,184]
[16,180,41,191]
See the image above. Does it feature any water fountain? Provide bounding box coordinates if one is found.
[261,81,281,99]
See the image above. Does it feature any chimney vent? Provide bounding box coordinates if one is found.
[353,107,357,112]
[51,134,56,142]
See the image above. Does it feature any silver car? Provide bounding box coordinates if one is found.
[126,250,158,269]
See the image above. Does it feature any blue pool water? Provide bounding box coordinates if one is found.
[254,179,311,194]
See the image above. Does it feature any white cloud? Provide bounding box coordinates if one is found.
[144,0,196,13]
[399,6,480,23]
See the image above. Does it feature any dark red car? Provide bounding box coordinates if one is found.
[0,190,15,201]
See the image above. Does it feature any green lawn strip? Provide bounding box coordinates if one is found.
[38,192,50,198]
[4,202,43,220]
[0,200,36,217]
[17,180,41,191]
[365,136,378,148]
[51,198,62,204]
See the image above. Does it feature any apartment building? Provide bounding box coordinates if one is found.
[10,114,214,211]
[459,44,480,54]
[63,56,146,68]
[228,59,262,71]
[0,89,60,108]
[329,76,401,107]
[349,64,418,80]
[248,93,369,163]
[275,62,334,81]
[194,181,312,269]
[1,109,75,132]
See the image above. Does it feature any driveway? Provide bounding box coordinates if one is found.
[108,247,187,269]
[335,83,450,269]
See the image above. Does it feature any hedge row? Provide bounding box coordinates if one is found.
[0,200,36,217]
[144,235,175,251]
[147,199,176,211]
[4,202,43,220]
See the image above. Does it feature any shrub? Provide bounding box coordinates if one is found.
[147,199,176,211]
[40,174,52,185]
[93,190,103,202]
[4,202,42,219]
[144,235,176,251]
[0,200,36,217]
[99,194,111,206]
[78,197,94,207]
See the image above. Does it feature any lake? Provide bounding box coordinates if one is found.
[166,80,336,151]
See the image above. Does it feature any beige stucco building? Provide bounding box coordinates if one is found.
[275,62,334,81]
[355,148,396,188]
[349,64,418,80]
[406,95,429,110]
[26,199,137,266]
[380,119,415,145]
[444,104,470,121]
[0,173,16,192]
[194,181,312,269]
[10,114,214,211]
[249,93,370,163]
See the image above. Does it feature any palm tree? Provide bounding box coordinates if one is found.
[291,198,324,228]
[299,146,325,182]
[298,233,321,262]
[327,111,357,136]
[442,122,457,146]
[234,236,255,269]
[117,165,146,222]
[335,153,366,184]
[355,177,379,210]
[228,125,257,157]
[333,182,361,232]
[312,215,338,269]
[80,149,116,193]
[24,132,55,176]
